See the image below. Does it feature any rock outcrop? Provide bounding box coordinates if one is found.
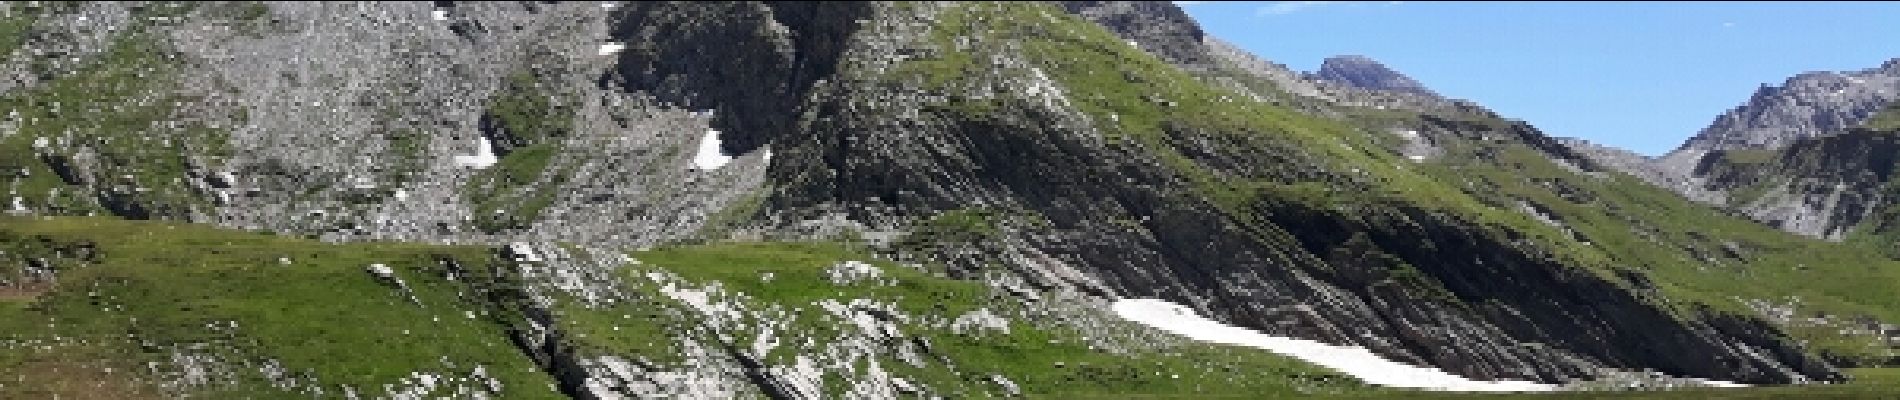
[1690,128,1900,240]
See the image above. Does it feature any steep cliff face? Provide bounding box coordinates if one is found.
[1055,1,1207,68]
[5,1,1900,397]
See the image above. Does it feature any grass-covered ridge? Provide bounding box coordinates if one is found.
[890,0,1900,374]
[0,216,1376,398]
[4,215,1897,398]
[0,216,566,398]
[564,240,1375,398]
[900,2,1606,268]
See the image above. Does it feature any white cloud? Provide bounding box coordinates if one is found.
[1257,1,1337,16]
[1722,22,1737,28]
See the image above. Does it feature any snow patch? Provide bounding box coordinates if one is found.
[598,42,626,56]
[453,137,498,168]
[691,129,734,170]
[1112,298,1557,392]
[506,242,544,262]
[430,10,447,21]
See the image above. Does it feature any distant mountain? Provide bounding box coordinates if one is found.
[1308,55,1439,97]
[1566,59,1900,240]
[1656,59,1900,175]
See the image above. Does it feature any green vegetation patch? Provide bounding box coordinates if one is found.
[0,216,564,398]
[609,240,1373,397]
[0,12,230,219]
[1864,103,1900,131]
[462,72,578,234]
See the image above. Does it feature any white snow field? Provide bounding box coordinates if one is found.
[598,42,626,56]
[1112,298,1757,392]
[1113,298,1558,392]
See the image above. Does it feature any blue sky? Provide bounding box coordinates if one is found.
[1178,1,1900,156]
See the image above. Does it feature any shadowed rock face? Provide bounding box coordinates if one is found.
[1310,55,1438,97]
[601,1,873,156]
[1692,128,1900,240]
[1056,1,1207,67]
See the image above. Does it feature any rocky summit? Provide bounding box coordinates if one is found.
[1,1,1899,399]
[1308,55,1439,97]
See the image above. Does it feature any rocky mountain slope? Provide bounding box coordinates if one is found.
[4,1,1900,398]
[1568,60,1900,240]
[1686,106,1900,242]
[1660,59,1900,169]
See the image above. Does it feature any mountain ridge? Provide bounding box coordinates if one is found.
[1,2,1896,398]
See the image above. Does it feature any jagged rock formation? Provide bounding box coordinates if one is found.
[1055,1,1207,67]
[1663,59,1900,165]
[6,2,1898,398]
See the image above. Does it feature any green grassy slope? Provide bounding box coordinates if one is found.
[3,215,1895,398]
[0,3,240,220]
[0,215,1382,398]
[559,240,1374,398]
[1864,103,1900,131]
[893,1,1900,371]
[0,216,566,398]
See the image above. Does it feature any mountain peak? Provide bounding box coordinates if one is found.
[1310,54,1436,96]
